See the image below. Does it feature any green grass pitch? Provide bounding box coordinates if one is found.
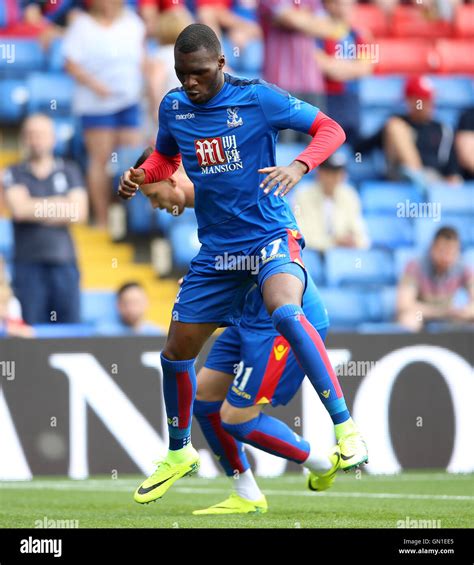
[1,471,473,529]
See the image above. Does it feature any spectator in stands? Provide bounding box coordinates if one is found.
[397,227,474,332]
[293,151,370,252]
[315,0,373,147]
[357,75,461,190]
[0,256,33,338]
[455,106,474,181]
[3,113,88,325]
[96,281,165,335]
[258,0,344,141]
[62,0,147,228]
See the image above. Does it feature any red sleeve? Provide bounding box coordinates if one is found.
[140,149,182,184]
[294,112,346,173]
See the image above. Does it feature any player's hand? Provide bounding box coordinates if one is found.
[258,161,308,197]
[118,167,146,200]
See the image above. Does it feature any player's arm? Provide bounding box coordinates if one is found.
[273,7,344,39]
[315,47,373,82]
[396,272,450,322]
[259,111,346,197]
[118,97,181,200]
[128,147,195,214]
[5,184,87,225]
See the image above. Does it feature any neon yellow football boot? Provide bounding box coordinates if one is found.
[335,419,369,471]
[134,445,200,504]
[307,446,341,492]
[193,492,268,515]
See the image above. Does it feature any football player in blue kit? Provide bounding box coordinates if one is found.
[118,23,367,505]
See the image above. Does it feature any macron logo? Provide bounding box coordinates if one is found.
[20,537,62,558]
[175,113,195,120]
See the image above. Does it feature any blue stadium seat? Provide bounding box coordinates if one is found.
[127,192,153,234]
[415,216,474,250]
[276,143,306,168]
[360,181,421,214]
[153,208,174,236]
[359,75,404,108]
[33,324,95,338]
[346,149,387,184]
[427,185,474,215]
[360,107,393,137]
[428,76,474,108]
[0,79,28,122]
[169,220,201,269]
[365,216,414,249]
[302,248,325,286]
[325,248,395,286]
[0,219,14,260]
[378,285,398,322]
[0,39,45,76]
[463,247,474,268]
[47,37,65,72]
[318,287,379,329]
[433,107,460,129]
[394,247,419,276]
[80,290,118,325]
[26,73,74,115]
[53,117,76,156]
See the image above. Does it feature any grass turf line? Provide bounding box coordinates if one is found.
[1,471,473,529]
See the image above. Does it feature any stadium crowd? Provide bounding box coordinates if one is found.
[0,0,473,337]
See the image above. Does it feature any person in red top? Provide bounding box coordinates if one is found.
[315,0,373,147]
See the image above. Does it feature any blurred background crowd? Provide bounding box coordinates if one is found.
[0,0,473,338]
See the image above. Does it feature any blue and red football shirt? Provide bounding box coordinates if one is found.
[155,73,320,253]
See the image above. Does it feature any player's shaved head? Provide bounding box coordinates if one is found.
[175,23,221,57]
[174,24,225,105]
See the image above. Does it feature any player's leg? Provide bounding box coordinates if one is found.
[134,257,252,504]
[220,402,340,493]
[83,126,115,228]
[134,319,217,504]
[193,326,266,514]
[219,328,340,491]
[258,233,367,470]
[193,366,267,515]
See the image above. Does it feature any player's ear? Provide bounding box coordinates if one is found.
[218,55,225,70]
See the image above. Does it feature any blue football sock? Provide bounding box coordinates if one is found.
[160,354,196,451]
[272,304,350,425]
[194,399,250,476]
[222,412,310,464]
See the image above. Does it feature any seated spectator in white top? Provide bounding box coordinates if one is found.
[62,0,147,227]
[96,282,165,336]
[293,151,370,252]
[397,227,474,332]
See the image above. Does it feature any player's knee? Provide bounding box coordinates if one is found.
[220,401,258,425]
